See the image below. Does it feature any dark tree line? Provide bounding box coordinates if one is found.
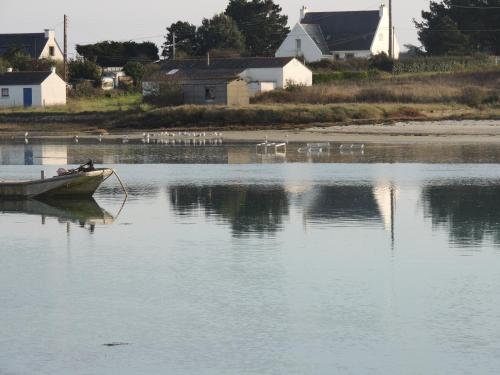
[76,41,159,67]
[415,0,500,55]
[162,0,289,59]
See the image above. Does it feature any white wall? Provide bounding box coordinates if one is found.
[0,85,42,108]
[370,6,400,59]
[241,67,285,88]
[241,59,312,89]
[283,59,313,86]
[275,23,324,63]
[41,72,66,105]
[39,30,64,61]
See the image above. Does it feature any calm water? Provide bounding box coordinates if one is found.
[2,140,500,374]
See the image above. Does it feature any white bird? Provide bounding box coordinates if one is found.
[74,135,79,143]
[98,135,102,142]
[24,132,29,138]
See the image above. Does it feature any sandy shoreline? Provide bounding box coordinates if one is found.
[1,119,500,144]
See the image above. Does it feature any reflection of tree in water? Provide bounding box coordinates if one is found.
[169,185,289,236]
[423,185,500,246]
[305,186,382,223]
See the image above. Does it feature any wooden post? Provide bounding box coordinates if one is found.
[41,170,45,180]
[388,0,393,58]
[63,15,68,83]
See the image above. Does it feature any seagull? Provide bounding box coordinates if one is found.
[98,135,102,143]
[74,135,79,143]
[24,132,29,138]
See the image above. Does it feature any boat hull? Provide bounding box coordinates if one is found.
[0,169,113,198]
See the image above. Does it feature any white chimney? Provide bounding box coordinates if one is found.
[379,4,386,18]
[44,29,55,39]
[50,66,56,74]
[300,6,309,22]
[7,68,13,73]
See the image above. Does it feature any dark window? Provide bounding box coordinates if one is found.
[345,53,355,60]
[205,87,216,101]
[296,39,302,55]
[49,46,55,57]
[1,88,9,97]
[334,53,340,60]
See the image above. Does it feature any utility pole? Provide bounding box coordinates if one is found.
[388,0,393,58]
[172,32,176,60]
[63,14,68,83]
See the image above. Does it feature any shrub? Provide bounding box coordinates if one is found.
[313,71,370,84]
[393,55,495,74]
[369,52,395,72]
[68,58,101,82]
[308,58,370,72]
[143,81,184,106]
[70,81,102,98]
[459,87,486,107]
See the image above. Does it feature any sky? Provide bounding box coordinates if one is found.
[0,0,430,56]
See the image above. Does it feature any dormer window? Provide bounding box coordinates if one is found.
[49,46,55,57]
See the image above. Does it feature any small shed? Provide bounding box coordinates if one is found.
[0,68,66,108]
[144,69,250,106]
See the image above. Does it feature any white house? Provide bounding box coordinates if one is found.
[149,57,312,96]
[276,5,400,62]
[0,30,64,61]
[0,68,67,108]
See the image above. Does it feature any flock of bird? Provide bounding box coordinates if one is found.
[22,131,223,145]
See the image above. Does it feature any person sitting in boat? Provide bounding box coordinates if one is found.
[57,160,96,176]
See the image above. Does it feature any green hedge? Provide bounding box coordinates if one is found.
[313,70,381,84]
[394,55,496,74]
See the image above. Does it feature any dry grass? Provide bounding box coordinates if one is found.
[254,70,500,106]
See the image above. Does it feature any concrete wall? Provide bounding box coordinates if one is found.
[0,85,42,108]
[41,72,66,105]
[226,80,249,106]
[275,23,324,63]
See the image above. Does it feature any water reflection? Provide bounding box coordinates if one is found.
[169,185,289,236]
[0,198,115,232]
[423,184,500,247]
[4,140,500,165]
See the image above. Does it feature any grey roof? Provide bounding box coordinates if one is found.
[0,33,48,58]
[159,57,296,72]
[151,68,243,82]
[0,71,52,85]
[301,10,381,52]
[302,24,329,55]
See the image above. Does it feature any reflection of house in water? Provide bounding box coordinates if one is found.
[169,185,289,236]
[303,183,398,245]
[0,144,67,165]
[423,184,500,246]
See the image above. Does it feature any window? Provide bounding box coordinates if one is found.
[49,46,55,57]
[345,53,355,60]
[295,39,302,55]
[334,53,341,60]
[1,88,9,98]
[205,86,216,101]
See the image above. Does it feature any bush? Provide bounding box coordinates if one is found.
[308,58,370,72]
[69,81,102,98]
[143,81,184,106]
[313,71,372,84]
[123,61,145,86]
[394,55,495,74]
[369,52,395,72]
[459,87,487,107]
[68,58,101,82]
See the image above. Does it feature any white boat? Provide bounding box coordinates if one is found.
[0,161,117,198]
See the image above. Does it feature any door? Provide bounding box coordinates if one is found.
[23,88,32,107]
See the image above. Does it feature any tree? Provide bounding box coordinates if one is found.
[76,41,159,67]
[196,13,245,55]
[68,58,101,82]
[124,61,146,86]
[417,15,470,55]
[225,0,289,56]
[162,21,198,59]
[415,0,500,55]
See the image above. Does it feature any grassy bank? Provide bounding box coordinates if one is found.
[0,69,498,133]
[0,102,497,134]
